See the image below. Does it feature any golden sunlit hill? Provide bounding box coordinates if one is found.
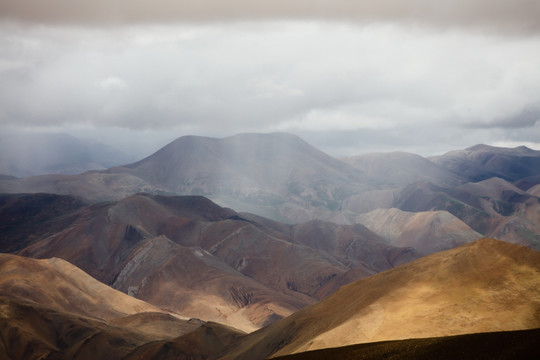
[0,253,163,320]
[221,238,540,359]
[0,253,246,360]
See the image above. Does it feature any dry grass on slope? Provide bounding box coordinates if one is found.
[221,238,540,359]
[0,253,163,321]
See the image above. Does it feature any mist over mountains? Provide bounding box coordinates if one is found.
[2,132,539,249]
[0,132,134,177]
[1,132,540,359]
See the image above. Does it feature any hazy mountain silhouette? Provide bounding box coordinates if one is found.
[343,151,464,187]
[0,132,133,177]
[1,134,539,230]
[430,144,540,183]
[109,132,372,222]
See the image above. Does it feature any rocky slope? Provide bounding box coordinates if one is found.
[222,239,540,359]
[0,192,418,331]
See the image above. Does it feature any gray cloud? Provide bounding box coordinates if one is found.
[461,103,540,130]
[1,5,540,157]
[492,104,540,128]
[1,1,540,34]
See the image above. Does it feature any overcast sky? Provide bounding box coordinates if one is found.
[1,1,540,158]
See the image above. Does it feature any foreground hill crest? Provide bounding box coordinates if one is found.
[222,238,540,359]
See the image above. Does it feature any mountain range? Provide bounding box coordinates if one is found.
[1,132,539,359]
[0,192,419,331]
[1,239,538,359]
[1,133,539,249]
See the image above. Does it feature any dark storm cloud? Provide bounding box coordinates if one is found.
[1,0,540,33]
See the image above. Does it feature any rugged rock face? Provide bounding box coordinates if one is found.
[0,193,419,331]
[222,239,540,359]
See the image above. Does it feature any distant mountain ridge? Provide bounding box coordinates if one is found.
[0,132,134,177]
[1,133,539,247]
[1,133,540,359]
[110,132,372,222]
[430,144,540,183]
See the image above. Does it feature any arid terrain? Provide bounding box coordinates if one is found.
[1,134,539,359]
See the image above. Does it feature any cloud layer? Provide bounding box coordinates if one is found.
[1,2,540,156]
[2,1,540,34]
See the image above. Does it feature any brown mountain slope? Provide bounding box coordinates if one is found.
[0,193,86,253]
[124,322,246,360]
[1,193,417,331]
[391,180,540,250]
[108,234,312,332]
[273,328,540,360]
[0,295,155,360]
[0,253,163,321]
[109,313,203,339]
[290,220,419,298]
[0,294,246,360]
[355,208,482,255]
[221,238,540,359]
[0,253,246,360]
